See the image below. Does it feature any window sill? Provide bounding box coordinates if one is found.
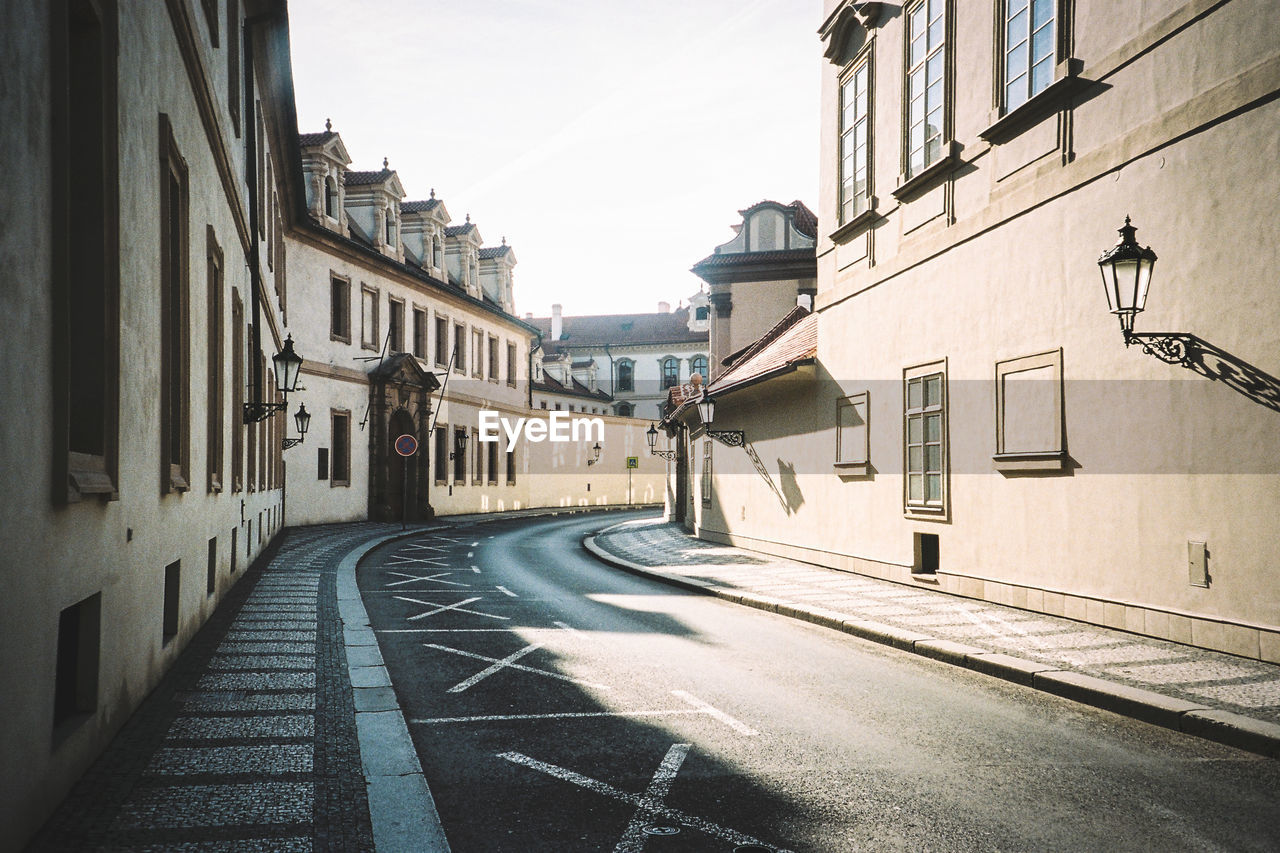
[828,202,878,243]
[833,461,870,477]
[331,479,350,488]
[331,333,351,344]
[979,59,1085,144]
[904,504,947,522]
[67,453,117,502]
[992,450,1066,472]
[892,145,956,201]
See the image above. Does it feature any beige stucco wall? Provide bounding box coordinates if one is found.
[700,0,1280,661]
[0,3,291,845]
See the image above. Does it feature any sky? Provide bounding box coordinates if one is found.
[287,0,821,319]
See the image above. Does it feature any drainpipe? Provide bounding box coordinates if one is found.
[243,12,276,421]
[528,331,542,410]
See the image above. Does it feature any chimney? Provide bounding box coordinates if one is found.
[658,301,670,313]
[797,293,813,311]
[551,303,563,340]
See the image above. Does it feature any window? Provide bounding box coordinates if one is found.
[506,449,516,484]
[617,360,634,392]
[507,342,517,386]
[472,330,484,378]
[324,176,337,218]
[361,286,379,350]
[207,537,217,596]
[904,365,946,514]
[200,0,219,46]
[554,403,562,411]
[331,410,350,486]
[454,323,466,372]
[206,228,224,492]
[388,297,404,352]
[1003,0,1055,112]
[330,275,350,342]
[701,440,712,505]
[540,401,547,410]
[434,427,448,483]
[840,59,871,223]
[906,0,946,177]
[385,207,395,247]
[661,357,679,389]
[160,114,190,494]
[488,335,499,382]
[453,428,467,483]
[690,356,709,383]
[435,315,449,365]
[487,441,498,485]
[413,307,427,358]
[994,348,1065,471]
[695,305,709,321]
[54,592,100,728]
[914,532,940,575]
[835,392,870,474]
[53,0,120,503]
[227,0,240,136]
[317,447,329,480]
[231,290,243,491]
[473,428,483,484]
[163,560,181,642]
[617,402,633,417]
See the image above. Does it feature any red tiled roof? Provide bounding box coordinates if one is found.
[530,309,706,347]
[707,306,817,396]
[735,199,818,238]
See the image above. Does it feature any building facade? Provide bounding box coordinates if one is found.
[673,0,1280,664]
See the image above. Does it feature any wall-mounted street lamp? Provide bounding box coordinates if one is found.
[646,423,677,460]
[449,430,469,460]
[586,442,602,466]
[1097,217,1194,366]
[244,334,305,423]
[282,403,311,450]
[696,396,745,447]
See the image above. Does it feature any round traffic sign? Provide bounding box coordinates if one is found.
[394,434,418,457]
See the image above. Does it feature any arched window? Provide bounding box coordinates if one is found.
[385,208,395,246]
[616,402,633,417]
[695,306,709,321]
[661,357,679,389]
[616,360,634,392]
[324,176,337,218]
[690,355,708,382]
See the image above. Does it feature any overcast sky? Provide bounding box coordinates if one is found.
[288,0,820,319]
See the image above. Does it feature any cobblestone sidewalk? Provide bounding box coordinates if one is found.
[26,522,415,853]
[589,518,1280,751]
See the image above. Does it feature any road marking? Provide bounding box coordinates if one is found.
[672,691,758,736]
[466,551,474,558]
[380,628,515,634]
[411,709,710,724]
[553,621,589,641]
[498,750,789,852]
[471,541,480,546]
[615,743,689,853]
[396,596,510,622]
[445,643,543,692]
[495,585,518,598]
[470,565,481,573]
[384,571,470,588]
[424,643,610,691]
[387,555,450,567]
[401,543,449,552]
[429,535,462,543]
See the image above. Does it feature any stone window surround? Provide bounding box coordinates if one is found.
[903,358,948,521]
[993,347,1066,472]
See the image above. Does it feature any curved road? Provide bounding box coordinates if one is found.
[357,510,1280,852]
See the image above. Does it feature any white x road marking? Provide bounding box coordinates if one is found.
[424,642,611,692]
[498,747,789,852]
[383,571,470,588]
[616,743,689,852]
[399,543,450,553]
[386,555,451,567]
[396,596,509,622]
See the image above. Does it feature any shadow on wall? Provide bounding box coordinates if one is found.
[742,444,804,516]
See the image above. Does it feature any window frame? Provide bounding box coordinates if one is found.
[998,0,1057,115]
[472,329,485,379]
[360,284,379,351]
[506,341,518,387]
[159,112,191,495]
[453,427,467,483]
[616,359,635,393]
[453,322,467,373]
[433,426,448,484]
[690,355,709,384]
[330,273,351,342]
[472,427,483,484]
[903,0,949,181]
[206,226,224,493]
[434,313,449,366]
[701,440,712,506]
[387,296,405,353]
[903,360,948,519]
[488,335,500,383]
[839,52,873,225]
[835,391,871,475]
[412,305,427,359]
[660,357,679,390]
[993,348,1066,472]
[330,409,351,487]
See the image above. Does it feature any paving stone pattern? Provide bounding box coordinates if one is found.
[26,522,409,853]
[596,519,1280,725]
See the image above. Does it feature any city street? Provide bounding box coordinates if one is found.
[359,511,1280,852]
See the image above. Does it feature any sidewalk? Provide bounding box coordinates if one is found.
[585,518,1280,759]
[25,521,418,853]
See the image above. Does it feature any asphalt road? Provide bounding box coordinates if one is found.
[357,510,1280,852]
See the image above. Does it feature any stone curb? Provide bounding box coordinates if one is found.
[582,528,1280,761]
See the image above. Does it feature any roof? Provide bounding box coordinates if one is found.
[530,309,707,348]
[707,306,817,396]
[737,199,818,238]
[344,169,394,186]
[298,131,338,146]
[401,199,442,213]
[445,223,476,237]
[478,246,512,260]
[691,248,816,269]
[531,372,613,403]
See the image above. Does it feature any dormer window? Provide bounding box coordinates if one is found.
[325,176,337,218]
[385,208,395,247]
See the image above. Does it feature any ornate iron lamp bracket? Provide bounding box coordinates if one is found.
[706,430,746,448]
[1124,331,1196,368]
